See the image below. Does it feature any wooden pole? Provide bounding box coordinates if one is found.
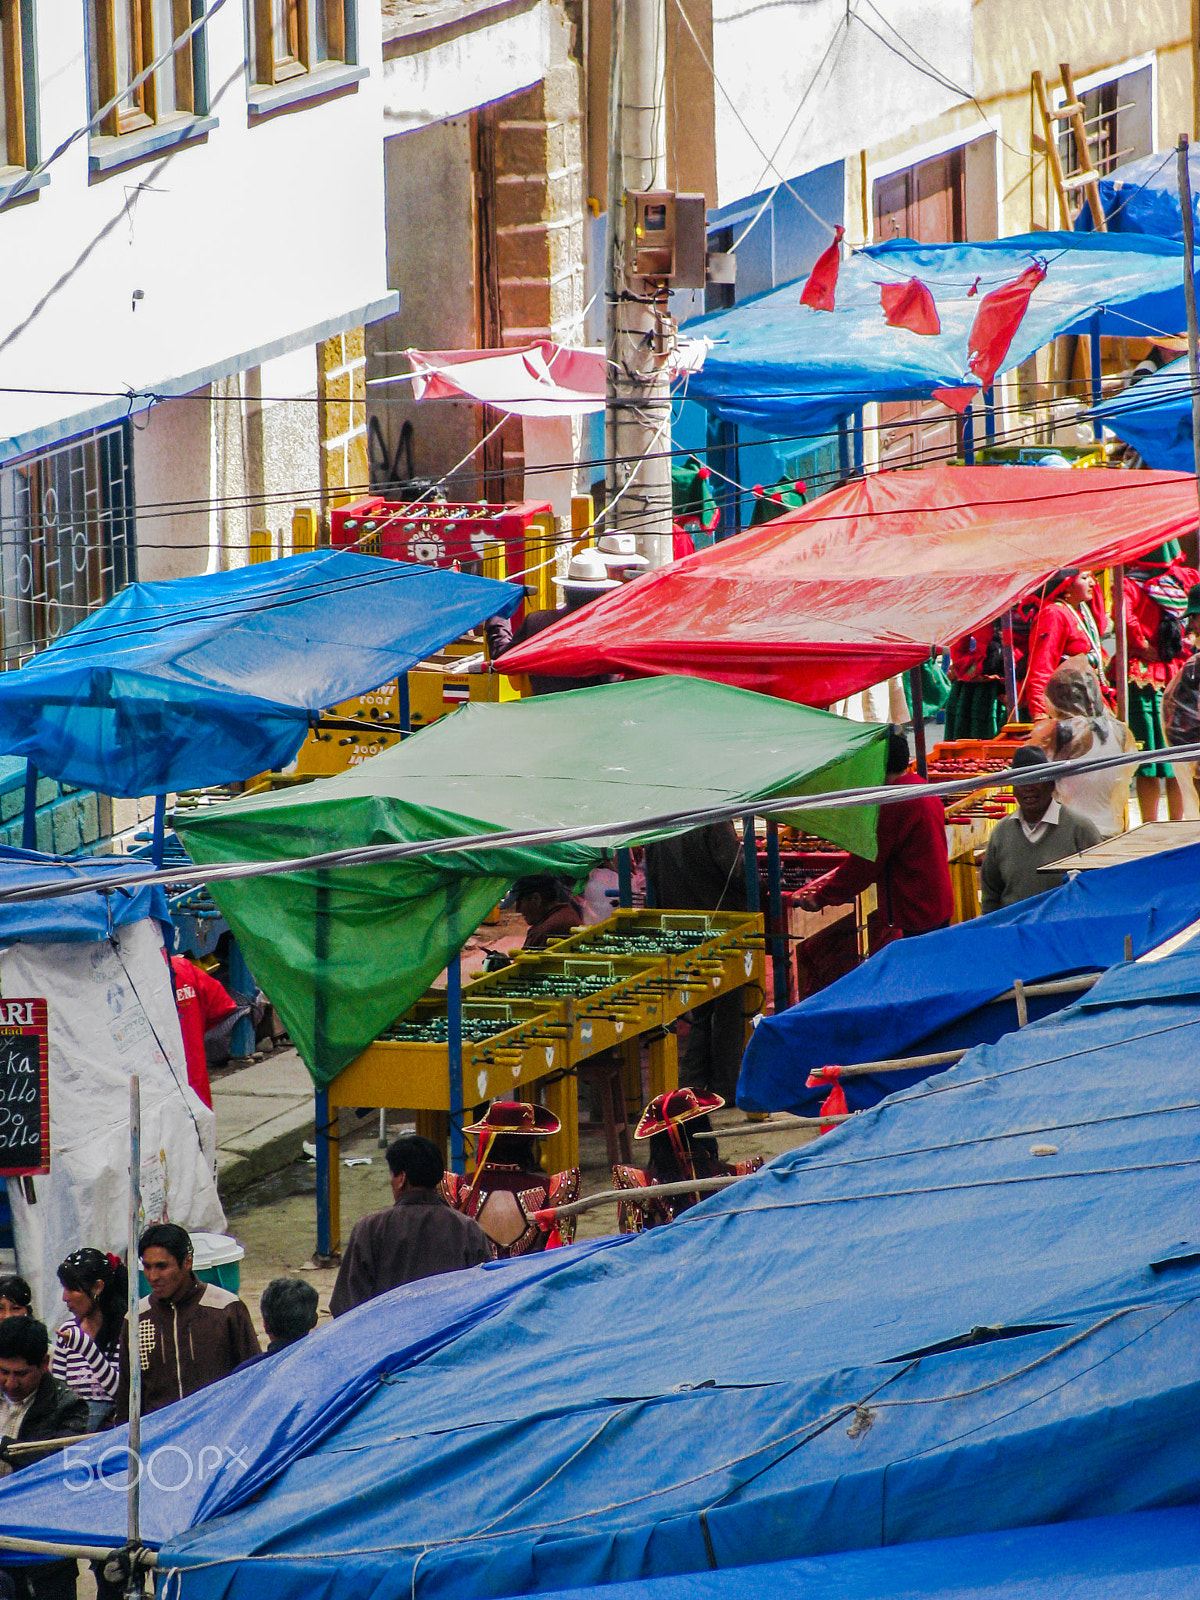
[127,1077,142,1578]
[766,820,788,1014]
[1178,135,1200,532]
[1113,565,1128,724]
[909,669,928,776]
[742,814,760,913]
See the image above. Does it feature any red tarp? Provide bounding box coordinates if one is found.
[497,467,1200,705]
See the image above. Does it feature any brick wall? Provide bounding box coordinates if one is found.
[318,328,369,524]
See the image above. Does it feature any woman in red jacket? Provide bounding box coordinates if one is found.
[1123,559,1192,822]
[1020,569,1107,721]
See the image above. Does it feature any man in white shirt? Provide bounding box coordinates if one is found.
[981,745,1102,913]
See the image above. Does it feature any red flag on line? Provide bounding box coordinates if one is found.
[966,261,1047,387]
[799,225,845,312]
[879,276,941,336]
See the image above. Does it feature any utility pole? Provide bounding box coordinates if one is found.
[604,0,674,569]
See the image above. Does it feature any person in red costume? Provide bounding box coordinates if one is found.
[797,729,953,948]
[170,955,237,1108]
[1020,569,1108,720]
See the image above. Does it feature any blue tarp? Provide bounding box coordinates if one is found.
[0,847,170,944]
[510,1508,1200,1600]
[1076,148,1199,239]
[738,841,1200,1115]
[1087,354,1194,470]
[2,936,1199,1600]
[0,551,522,796]
[687,233,1192,432]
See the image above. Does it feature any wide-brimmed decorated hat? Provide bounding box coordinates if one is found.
[553,548,620,592]
[635,1087,724,1139]
[596,533,649,571]
[462,1100,561,1137]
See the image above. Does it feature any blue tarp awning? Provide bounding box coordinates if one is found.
[0,847,170,943]
[499,1508,1200,1600]
[1076,148,1199,239]
[1087,353,1194,470]
[2,932,1199,1599]
[738,840,1200,1115]
[686,233,1192,432]
[0,551,522,796]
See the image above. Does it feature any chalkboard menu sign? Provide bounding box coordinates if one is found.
[0,1000,49,1177]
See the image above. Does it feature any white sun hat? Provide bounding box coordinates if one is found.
[596,533,649,570]
[553,548,621,591]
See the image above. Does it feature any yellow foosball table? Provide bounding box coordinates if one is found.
[318,910,765,1253]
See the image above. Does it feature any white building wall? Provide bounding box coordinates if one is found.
[0,1,393,465]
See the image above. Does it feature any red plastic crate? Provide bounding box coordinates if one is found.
[330,497,553,577]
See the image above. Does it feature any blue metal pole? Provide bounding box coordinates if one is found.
[447,949,465,1174]
[984,386,996,446]
[742,814,761,913]
[151,793,166,869]
[852,409,864,474]
[766,820,787,1014]
[397,673,411,736]
[616,847,633,908]
[227,941,256,1059]
[315,1089,332,1258]
[1089,314,1103,439]
[962,405,975,465]
[21,762,37,852]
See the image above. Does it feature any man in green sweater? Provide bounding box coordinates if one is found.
[981,745,1102,913]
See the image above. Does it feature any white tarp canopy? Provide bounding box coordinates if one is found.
[6,917,224,1327]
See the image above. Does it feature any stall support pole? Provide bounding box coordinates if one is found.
[909,669,928,776]
[616,847,633,908]
[1089,315,1103,437]
[984,387,996,446]
[742,814,761,913]
[1001,609,1020,720]
[150,794,166,871]
[397,674,411,737]
[126,1076,143,1594]
[1178,136,1200,529]
[962,405,975,465]
[20,763,37,852]
[837,419,851,480]
[1114,565,1129,723]
[313,876,339,1259]
[852,409,864,474]
[447,950,465,1174]
[765,821,788,1014]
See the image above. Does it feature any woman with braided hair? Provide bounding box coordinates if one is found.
[51,1248,128,1430]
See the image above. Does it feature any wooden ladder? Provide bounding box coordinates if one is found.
[1032,63,1108,232]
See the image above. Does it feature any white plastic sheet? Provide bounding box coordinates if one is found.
[4,918,225,1327]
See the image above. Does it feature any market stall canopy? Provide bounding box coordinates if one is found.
[739,841,1200,1114]
[0,847,171,943]
[173,677,887,1083]
[497,466,1200,706]
[4,934,1199,1592]
[0,551,522,796]
[1076,147,1200,239]
[406,339,708,417]
[486,1510,1200,1600]
[686,233,1192,432]
[1087,355,1195,470]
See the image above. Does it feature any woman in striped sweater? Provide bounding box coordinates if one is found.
[50,1248,128,1431]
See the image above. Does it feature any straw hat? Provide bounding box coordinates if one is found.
[634,1087,724,1139]
[553,548,620,592]
[462,1100,561,1137]
[596,533,649,571]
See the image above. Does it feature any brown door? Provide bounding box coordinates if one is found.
[875,149,966,468]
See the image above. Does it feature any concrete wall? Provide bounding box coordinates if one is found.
[0,1,391,462]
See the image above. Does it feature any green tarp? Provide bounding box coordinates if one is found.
[175,677,887,1085]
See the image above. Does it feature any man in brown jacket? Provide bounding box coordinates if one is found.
[330,1135,490,1316]
[113,1224,260,1422]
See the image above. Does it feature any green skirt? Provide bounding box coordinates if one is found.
[944,680,1007,743]
[1127,680,1174,778]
